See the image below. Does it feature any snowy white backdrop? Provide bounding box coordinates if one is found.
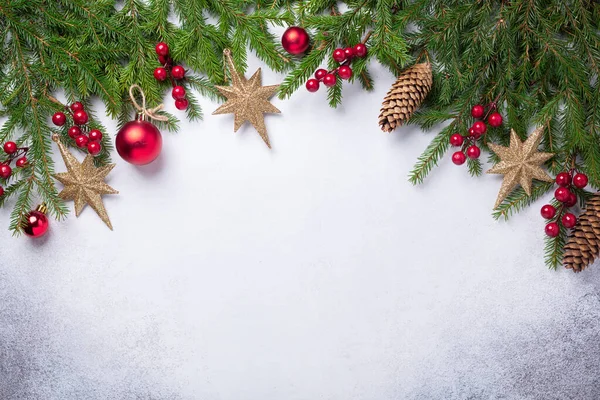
[1,55,599,400]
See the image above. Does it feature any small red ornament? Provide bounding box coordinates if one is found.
[15,157,27,168]
[555,172,571,187]
[472,121,487,136]
[68,126,82,138]
[471,105,484,119]
[565,192,578,207]
[87,141,102,156]
[155,42,169,57]
[338,65,353,80]
[52,112,67,126]
[154,67,167,81]
[281,27,310,55]
[466,145,481,159]
[172,85,186,99]
[562,213,577,229]
[306,79,320,92]
[488,112,503,127]
[75,135,89,148]
[573,173,588,189]
[545,222,560,237]
[0,164,12,179]
[332,48,346,63]
[175,98,189,110]
[3,141,17,154]
[540,204,556,219]
[171,66,185,79]
[353,43,367,58]
[555,187,571,203]
[452,151,466,165]
[116,118,163,165]
[315,69,327,80]
[73,110,89,125]
[88,129,103,142]
[449,133,464,147]
[70,102,84,112]
[323,73,337,87]
[22,204,49,238]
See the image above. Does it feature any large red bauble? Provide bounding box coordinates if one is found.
[115,119,162,165]
[281,27,310,55]
[23,209,49,238]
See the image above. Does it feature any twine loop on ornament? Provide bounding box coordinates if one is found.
[128,84,169,122]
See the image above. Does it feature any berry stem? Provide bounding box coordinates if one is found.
[483,93,502,120]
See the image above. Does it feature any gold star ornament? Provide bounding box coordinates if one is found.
[487,126,554,209]
[52,134,118,229]
[213,49,281,148]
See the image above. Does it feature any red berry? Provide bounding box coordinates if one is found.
[466,145,481,159]
[70,102,84,112]
[154,67,167,81]
[332,48,346,63]
[15,156,27,168]
[472,121,487,136]
[172,85,186,100]
[540,204,556,219]
[449,133,464,147]
[314,69,327,80]
[545,222,560,237]
[87,141,102,156]
[565,192,578,208]
[306,79,320,92]
[573,173,588,189]
[555,172,571,187]
[343,47,355,59]
[88,129,103,141]
[3,141,17,154]
[468,127,477,137]
[73,110,89,125]
[175,98,189,110]
[158,55,168,65]
[471,104,484,119]
[52,112,67,126]
[452,151,466,165]
[155,42,169,57]
[0,186,3,197]
[353,43,367,58]
[555,187,571,203]
[323,73,337,87]
[562,213,577,229]
[68,126,82,138]
[338,65,353,80]
[488,112,503,127]
[0,164,12,179]
[75,135,89,148]
[171,65,185,79]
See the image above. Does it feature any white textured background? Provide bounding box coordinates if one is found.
[1,56,599,400]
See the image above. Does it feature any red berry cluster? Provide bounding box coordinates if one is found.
[305,43,368,92]
[450,103,504,165]
[0,141,29,197]
[52,102,103,156]
[541,171,589,237]
[154,42,189,110]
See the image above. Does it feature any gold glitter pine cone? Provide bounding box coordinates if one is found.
[563,193,600,272]
[378,62,433,132]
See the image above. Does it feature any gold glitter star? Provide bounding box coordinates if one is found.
[487,126,554,209]
[212,49,281,148]
[52,135,118,229]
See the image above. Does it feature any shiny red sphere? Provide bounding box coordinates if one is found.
[338,65,353,80]
[75,135,89,148]
[70,102,84,112]
[471,104,484,119]
[73,110,89,125]
[562,213,577,229]
[540,204,556,219]
[155,42,169,57]
[314,69,327,80]
[565,192,578,207]
[23,210,49,238]
[281,27,310,55]
[555,172,571,187]
[555,187,571,203]
[332,48,346,63]
[16,157,27,168]
[488,112,503,127]
[154,67,167,81]
[158,55,168,65]
[466,145,481,159]
[52,112,67,126]
[323,73,337,87]
[573,173,588,189]
[468,127,476,137]
[0,164,12,179]
[88,129,103,142]
[545,222,560,237]
[68,126,82,138]
[87,141,102,156]
[449,133,464,147]
[452,151,466,165]
[3,141,17,154]
[472,121,487,136]
[175,98,189,110]
[305,79,320,92]
[353,43,367,58]
[172,85,186,100]
[171,65,185,79]
[116,120,162,165]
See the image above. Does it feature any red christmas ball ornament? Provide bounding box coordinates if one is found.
[471,104,485,119]
[353,43,367,58]
[332,48,346,63]
[452,151,466,165]
[171,65,185,79]
[155,42,169,57]
[555,172,571,187]
[306,79,320,92]
[545,222,560,237]
[555,187,571,203]
[323,73,337,87]
[87,141,102,156]
[116,118,162,165]
[565,192,578,208]
[88,129,103,142]
[3,141,17,154]
[175,98,189,110]
[466,145,481,159]
[172,85,186,100]
[68,126,82,138]
[338,65,353,80]
[449,133,464,147]
[562,213,577,229]
[540,204,556,219]
[488,112,503,127]
[281,27,310,55]
[0,163,12,179]
[75,135,89,148]
[15,157,27,168]
[70,102,84,112]
[73,110,89,125]
[314,69,327,80]
[22,204,49,238]
[52,112,67,126]
[472,121,487,136]
[154,67,167,81]
[573,173,588,189]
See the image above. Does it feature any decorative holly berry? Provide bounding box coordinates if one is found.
[154,67,167,81]
[471,105,484,119]
[353,43,367,58]
[449,133,464,147]
[171,66,185,79]
[87,141,102,156]
[68,126,82,138]
[306,79,320,92]
[175,98,189,110]
[343,47,355,59]
[573,173,588,189]
[488,112,503,127]
[472,121,487,136]
[73,110,89,125]
[338,65,352,80]
[172,85,186,99]
[313,69,327,80]
[562,213,577,229]
[52,112,67,126]
[155,42,169,57]
[70,102,84,112]
[452,151,466,165]
[0,186,3,197]
[88,129,103,142]
[466,145,481,159]
[540,204,556,219]
[545,222,560,237]
[468,127,477,137]
[15,157,27,168]
[323,73,337,87]
[158,55,168,65]
[555,172,571,187]
[565,192,578,208]
[3,141,17,154]
[75,135,89,148]
[555,187,571,203]
[0,164,12,179]
[332,48,346,63]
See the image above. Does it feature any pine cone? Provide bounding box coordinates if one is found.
[378,63,433,132]
[563,193,600,272]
